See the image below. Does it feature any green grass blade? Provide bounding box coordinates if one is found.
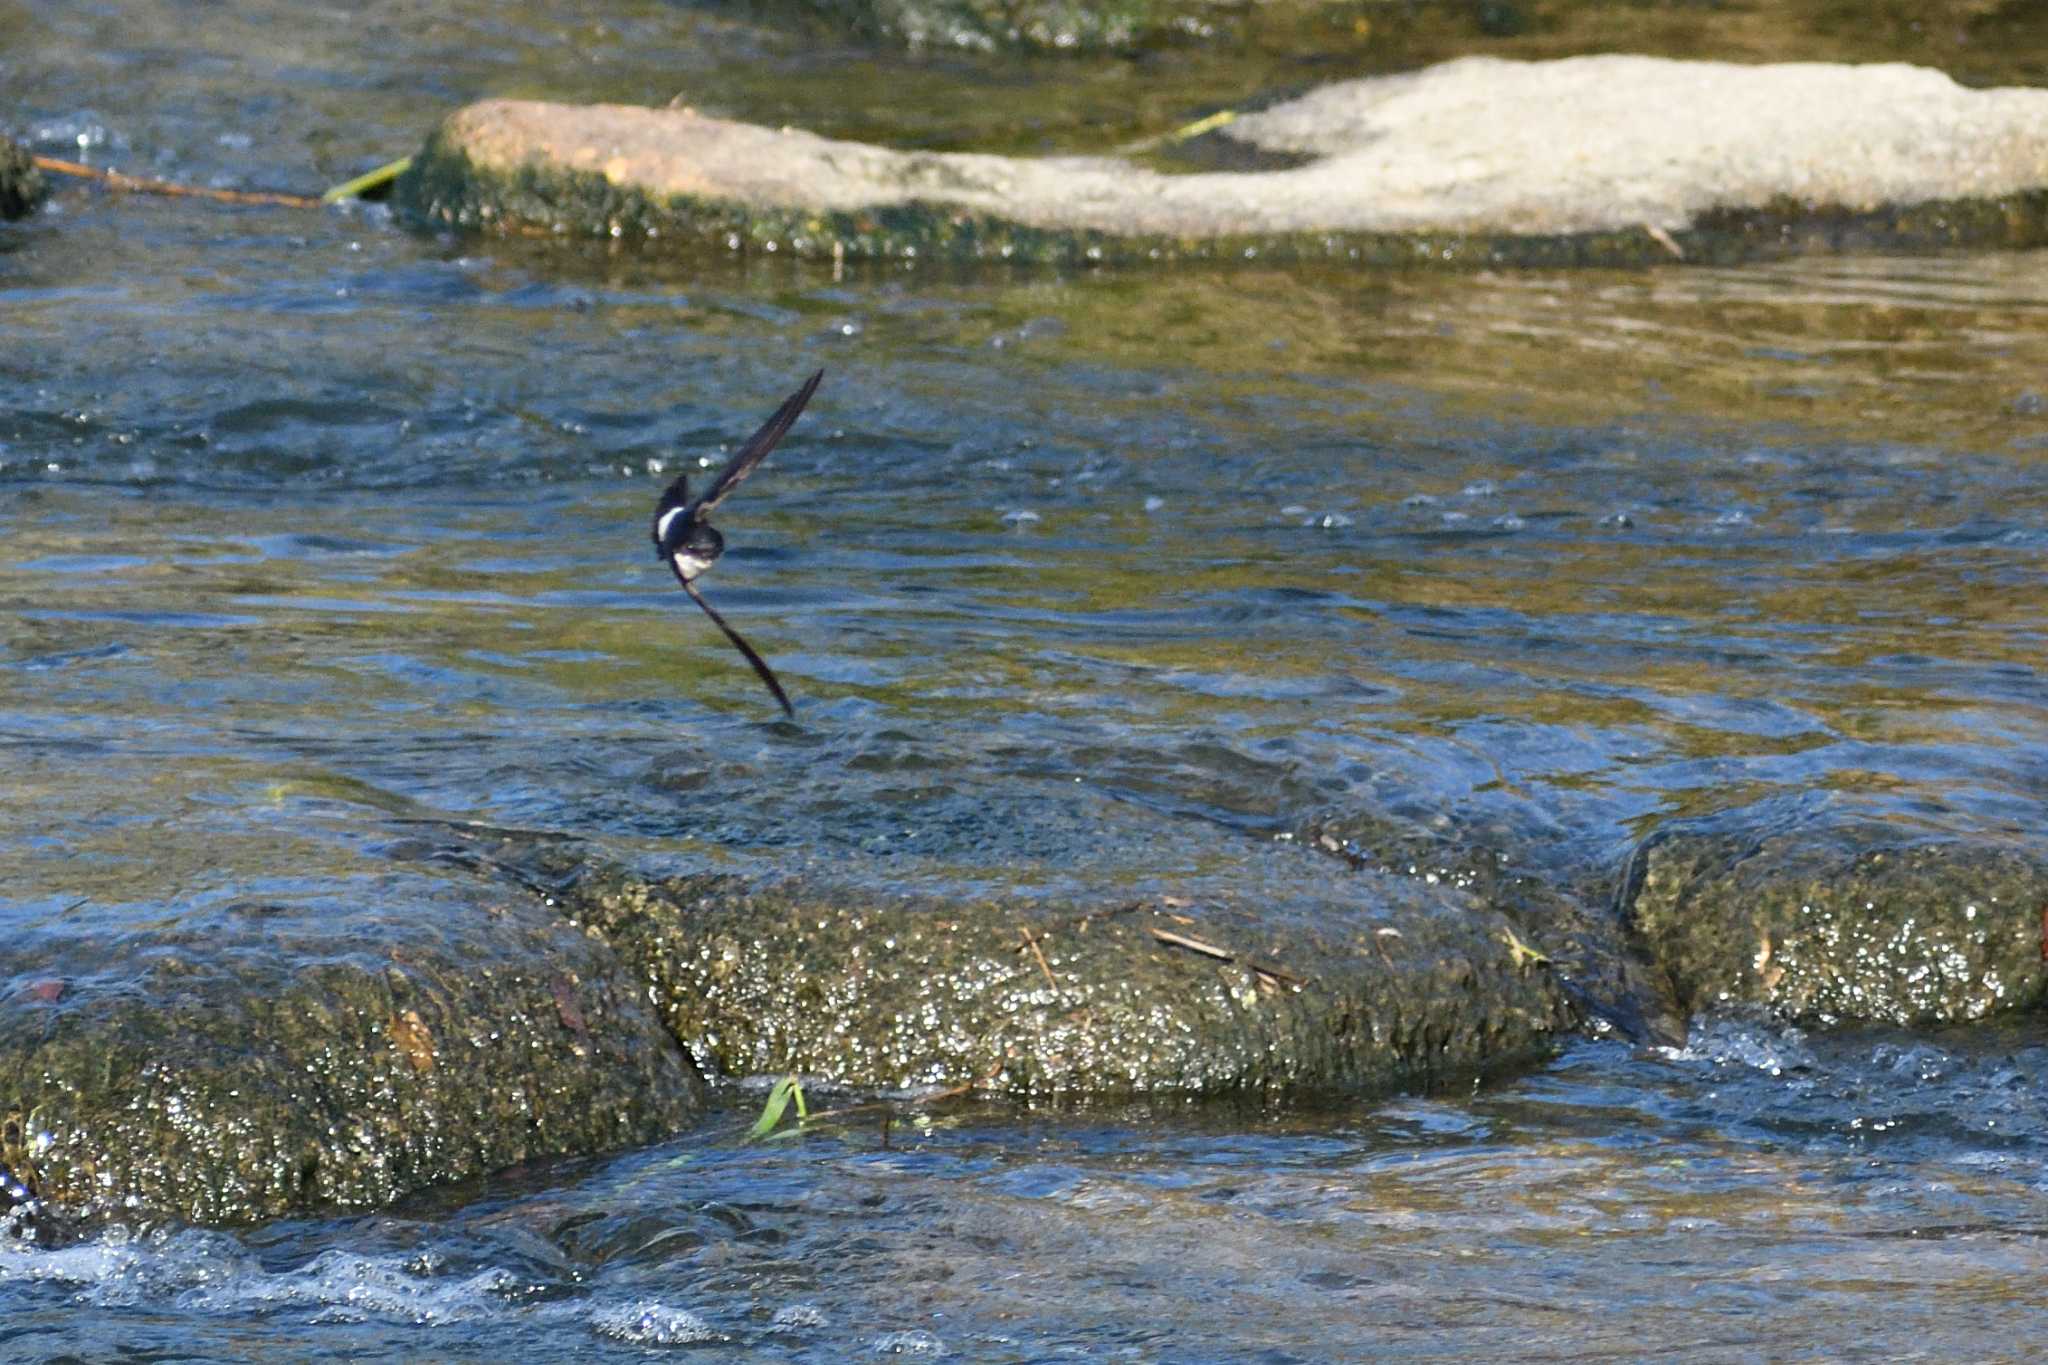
[321,156,412,204]
[747,1075,803,1141]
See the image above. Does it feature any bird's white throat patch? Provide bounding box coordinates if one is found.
[671,551,713,582]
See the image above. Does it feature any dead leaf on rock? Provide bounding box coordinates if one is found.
[1756,933,1786,992]
[389,1009,436,1075]
[552,976,590,1037]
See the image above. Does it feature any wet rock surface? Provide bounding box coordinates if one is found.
[556,861,1574,1097]
[1625,811,2048,1026]
[0,135,46,221]
[1303,800,2048,1037]
[396,56,2048,264]
[1299,807,1688,1048]
[0,880,702,1230]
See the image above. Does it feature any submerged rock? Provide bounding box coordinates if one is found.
[1,136,46,221]
[561,866,1573,1096]
[0,886,702,1228]
[1625,816,2048,1026]
[396,56,2048,265]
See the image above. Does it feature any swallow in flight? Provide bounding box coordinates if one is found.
[652,369,823,718]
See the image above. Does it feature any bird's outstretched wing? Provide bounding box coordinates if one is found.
[692,368,824,516]
[682,578,795,719]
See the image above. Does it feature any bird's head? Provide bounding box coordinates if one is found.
[678,518,723,563]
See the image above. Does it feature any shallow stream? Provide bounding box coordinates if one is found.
[5,0,2048,1356]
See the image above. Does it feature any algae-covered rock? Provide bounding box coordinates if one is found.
[1,135,46,221]
[1625,820,2048,1026]
[559,866,1572,1097]
[395,56,2048,265]
[0,888,702,1228]
[1300,808,1687,1047]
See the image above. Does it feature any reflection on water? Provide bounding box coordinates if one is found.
[5,0,2048,1351]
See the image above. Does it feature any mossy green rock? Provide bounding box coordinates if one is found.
[1300,808,1686,1046]
[1,136,46,221]
[1626,824,2048,1026]
[0,891,702,1228]
[561,867,1573,1096]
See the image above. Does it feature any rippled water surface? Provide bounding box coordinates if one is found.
[5,0,2048,1356]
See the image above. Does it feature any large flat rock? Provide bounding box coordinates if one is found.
[0,877,703,1232]
[557,864,1574,1097]
[397,55,2048,263]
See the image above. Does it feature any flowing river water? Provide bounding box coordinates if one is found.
[4,1,2048,1358]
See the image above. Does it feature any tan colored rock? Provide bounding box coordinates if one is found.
[1229,56,2048,234]
[401,55,2048,259]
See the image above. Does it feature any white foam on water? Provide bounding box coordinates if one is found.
[1663,1007,1815,1076]
[179,1249,516,1325]
[771,1302,827,1330]
[0,1227,516,1326]
[589,1299,722,1345]
[872,1328,947,1355]
[0,1225,249,1307]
